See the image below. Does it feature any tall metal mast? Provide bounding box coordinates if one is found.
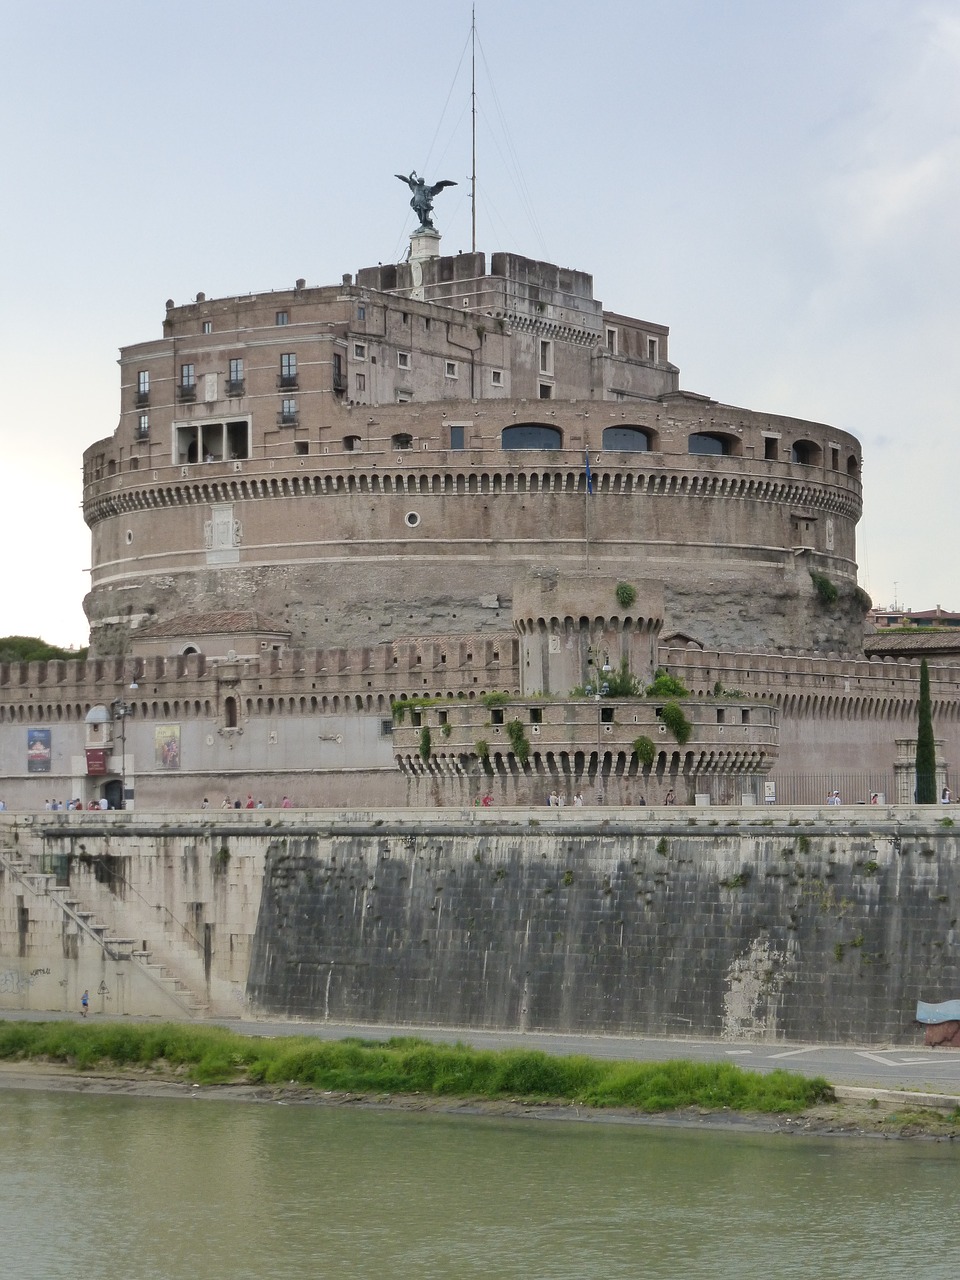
[471,3,477,253]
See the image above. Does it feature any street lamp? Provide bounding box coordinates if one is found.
[584,654,611,804]
[111,677,138,810]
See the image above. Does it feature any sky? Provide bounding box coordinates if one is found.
[1,0,958,647]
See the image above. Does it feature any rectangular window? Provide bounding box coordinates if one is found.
[763,436,779,461]
[280,353,297,388]
[178,364,196,402]
[539,383,553,399]
[358,304,366,320]
[445,361,458,379]
[202,320,212,334]
[137,413,149,439]
[295,441,309,455]
[355,373,366,392]
[227,358,244,397]
[450,425,465,450]
[354,342,366,359]
[539,340,553,374]
[605,327,619,355]
[491,369,503,386]
[275,311,288,326]
[136,370,150,405]
[280,398,298,425]
[401,312,409,325]
[647,337,658,362]
[397,351,410,369]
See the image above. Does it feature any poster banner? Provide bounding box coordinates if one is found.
[155,724,181,769]
[27,728,52,773]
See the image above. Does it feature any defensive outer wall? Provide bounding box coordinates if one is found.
[1,807,958,1044]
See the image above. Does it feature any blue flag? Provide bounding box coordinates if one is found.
[584,451,594,495]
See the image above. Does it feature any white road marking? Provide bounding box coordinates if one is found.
[724,1050,753,1055]
[767,1047,823,1059]
[856,1051,950,1068]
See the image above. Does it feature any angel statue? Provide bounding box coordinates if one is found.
[395,171,458,232]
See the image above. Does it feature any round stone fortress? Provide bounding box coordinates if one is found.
[82,248,864,660]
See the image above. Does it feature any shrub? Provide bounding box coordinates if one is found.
[604,658,643,698]
[418,727,431,761]
[810,570,838,608]
[615,582,637,609]
[633,735,655,767]
[507,719,530,765]
[659,701,692,745]
[646,668,690,698]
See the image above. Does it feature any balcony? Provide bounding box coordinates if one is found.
[135,425,149,441]
[225,379,245,397]
[135,390,150,407]
[177,383,197,404]
[277,411,299,427]
[333,372,346,395]
[277,374,299,391]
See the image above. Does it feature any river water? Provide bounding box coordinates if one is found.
[2,1089,957,1279]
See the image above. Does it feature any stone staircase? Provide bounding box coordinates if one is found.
[0,849,205,1017]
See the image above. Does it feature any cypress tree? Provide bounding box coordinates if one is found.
[915,658,937,803]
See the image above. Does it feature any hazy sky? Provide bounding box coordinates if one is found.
[2,0,958,646]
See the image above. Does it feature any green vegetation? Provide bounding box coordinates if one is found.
[854,586,872,613]
[603,658,643,697]
[633,736,655,767]
[915,658,937,804]
[646,668,690,698]
[810,570,839,608]
[658,701,692,745]
[507,718,530,765]
[615,582,637,609]
[482,692,510,710]
[418,727,432,761]
[0,635,87,663]
[0,1023,834,1113]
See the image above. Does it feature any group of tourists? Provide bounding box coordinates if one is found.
[215,795,294,810]
[44,797,110,811]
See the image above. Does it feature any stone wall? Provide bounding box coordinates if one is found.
[3,809,955,1044]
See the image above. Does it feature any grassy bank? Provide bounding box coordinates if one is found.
[0,1021,833,1114]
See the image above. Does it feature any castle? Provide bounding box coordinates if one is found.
[0,234,956,808]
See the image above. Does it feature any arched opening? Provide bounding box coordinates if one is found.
[501,424,563,450]
[224,696,238,729]
[791,439,822,466]
[688,432,737,457]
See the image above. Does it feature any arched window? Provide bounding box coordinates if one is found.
[602,426,652,452]
[343,435,362,452]
[224,696,237,729]
[501,424,563,450]
[688,433,733,456]
[392,433,413,451]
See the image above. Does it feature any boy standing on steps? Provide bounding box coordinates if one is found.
[80,990,89,1018]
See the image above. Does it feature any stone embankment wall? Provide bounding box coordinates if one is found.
[2,809,958,1043]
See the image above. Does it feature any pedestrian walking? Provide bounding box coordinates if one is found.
[80,989,89,1018]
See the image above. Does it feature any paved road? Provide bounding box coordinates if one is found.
[3,1010,958,1097]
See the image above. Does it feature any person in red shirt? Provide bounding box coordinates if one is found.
[245,794,255,809]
